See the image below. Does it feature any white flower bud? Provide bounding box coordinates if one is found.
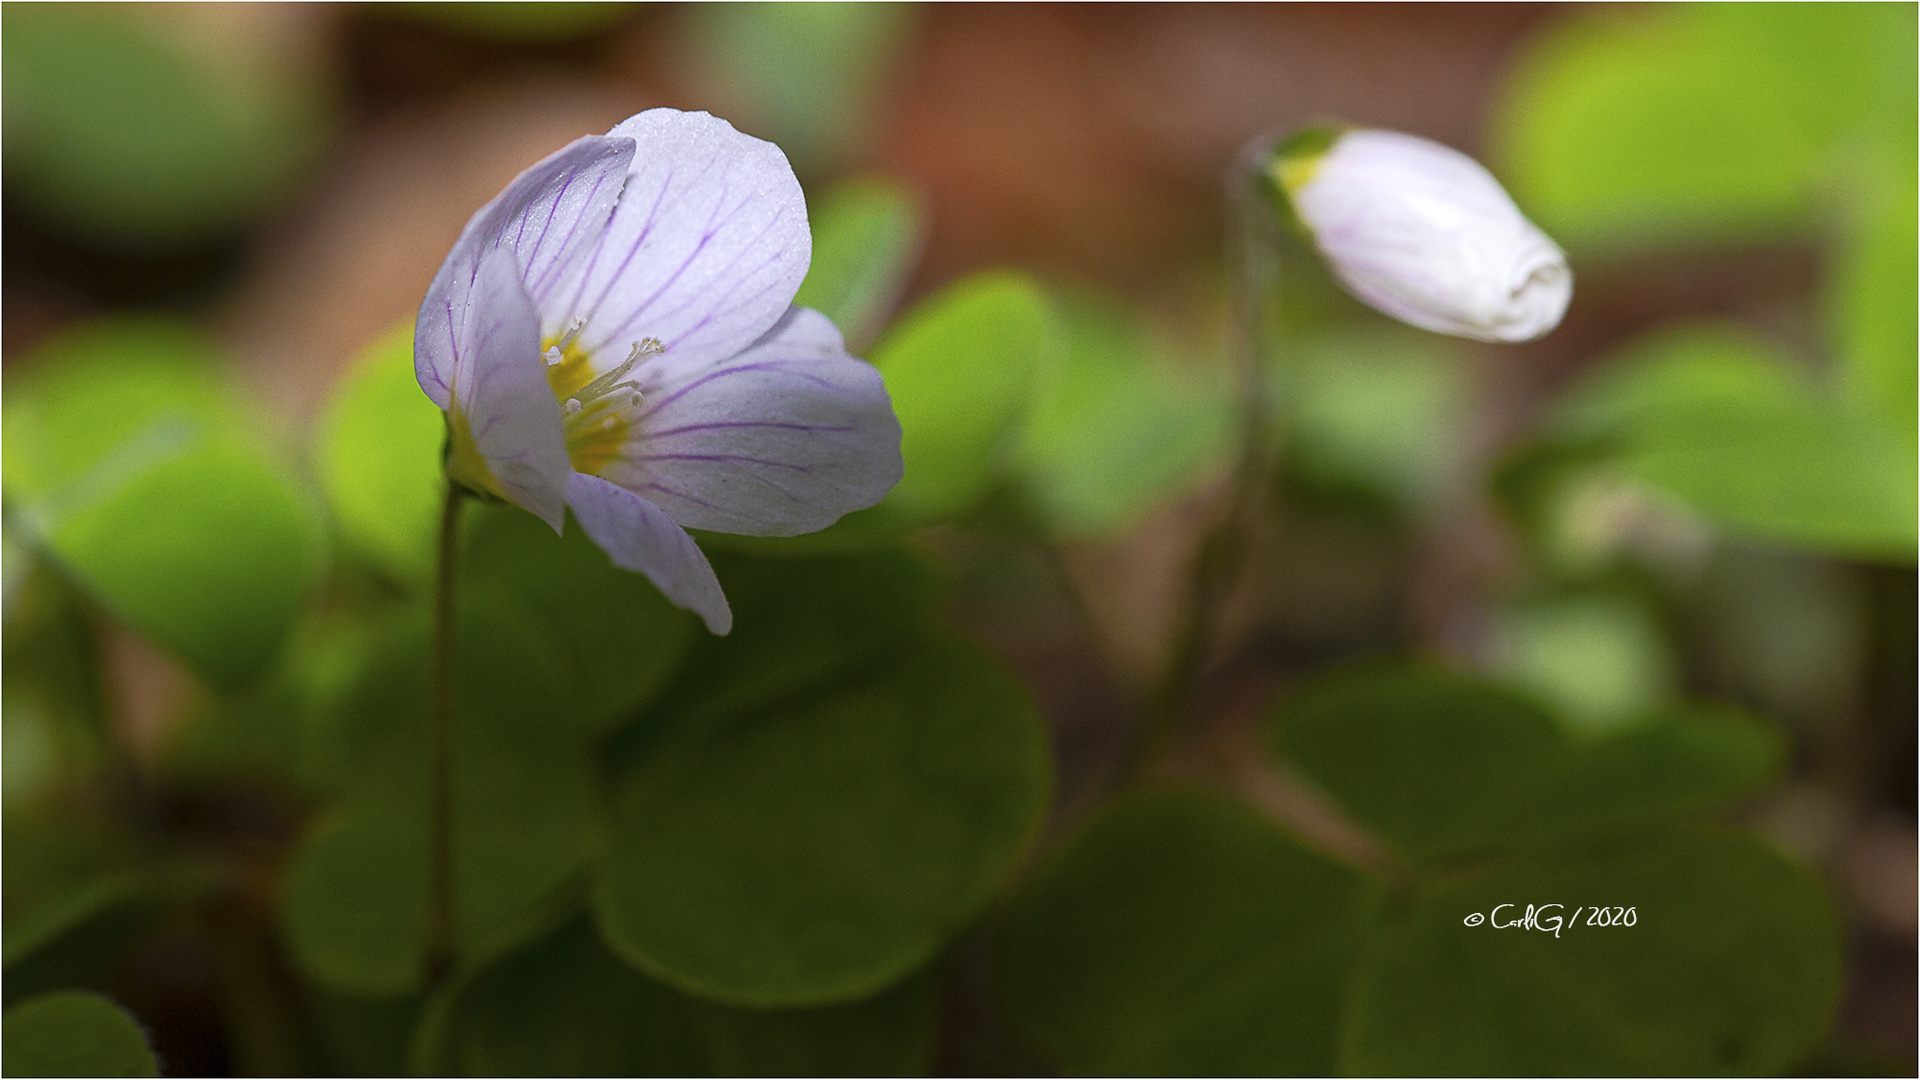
[1271,128,1572,343]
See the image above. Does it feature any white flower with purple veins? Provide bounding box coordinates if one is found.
[416,108,903,635]
[1273,128,1571,343]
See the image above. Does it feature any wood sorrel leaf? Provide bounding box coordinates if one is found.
[1013,290,1234,539]
[1270,665,1784,863]
[3,318,323,690]
[1343,831,1841,1075]
[1554,324,1917,560]
[594,634,1050,1007]
[867,271,1061,522]
[314,325,446,586]
[2,990,159,1078]
[281,603,599,995]
[412,916,936,1077]
[793,177,927,353]
[996,790,1381,1076]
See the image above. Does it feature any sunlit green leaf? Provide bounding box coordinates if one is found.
[414,917,935,1076]
[3,319,324,689]
[869,272,1061,521]
[315,325,446,585]
[2,319,230,497]
[794,177,927,352]
[683,3,917,174]
[2,990,158,1078]
[1343,831,1842,1075]
[595,634,1051,1006]
[1832,182,1919,443]
[997,790,1381,1075]
[1488,591,1674,734]
[1556,324,1917,560]
[1495,4,1914,251]
[1015,292,1233,538]
[1270,666,1785,862]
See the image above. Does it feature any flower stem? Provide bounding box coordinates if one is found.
[1124,142,1281,780]
[426,482,466,987]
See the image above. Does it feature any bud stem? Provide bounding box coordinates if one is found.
[1124,138,1284,780]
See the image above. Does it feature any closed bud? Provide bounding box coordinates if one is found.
[1269,127,1572,343]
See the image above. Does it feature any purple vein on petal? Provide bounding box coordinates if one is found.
[512,169,570,259]
[645,468,806,507]
[601,205,792,351]
[575,156,712,338]
[530,171,613,302]
[634,453,813,473]
[605,189,786,331]
[583,163,732,350]
[637,232,803,351]
[639,361,841,417]
[555,162,678,334]
[646,420,858,439]
[519,170,579,283]
[642,480,722,512]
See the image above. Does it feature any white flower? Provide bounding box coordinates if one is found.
[416,109,904,634]
[1272,128,1572,343]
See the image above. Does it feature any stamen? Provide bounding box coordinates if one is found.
[569,339,664,407]
[555,336,664,476]
[544,345,564,366]
[556,317,587,351]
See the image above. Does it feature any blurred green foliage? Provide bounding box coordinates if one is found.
[794,178,928,353]
[2,990,159,1077]
[315,327,447,587]
[1552,324,1916,560]
[1270,666,1784,862]
[3,320,323,689]
[1497,3,1915,252]
[2,4,331,249]
[1499,2,1917,564]
[1016,292,1234,538]
[413,918,935,1076]
[869,271,1062,523]
[1345,832,1840,1076]
[681,3,918,175]
[998,791,1380,1075]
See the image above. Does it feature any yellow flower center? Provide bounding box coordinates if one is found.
[543,333,660,476]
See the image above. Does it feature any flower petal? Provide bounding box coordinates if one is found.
[1288,129,1570,344]
[545,109,811,379]
[452,245,571,531]
[417,134,635,407]
[601,307,903,536]
[566,472,731,634]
